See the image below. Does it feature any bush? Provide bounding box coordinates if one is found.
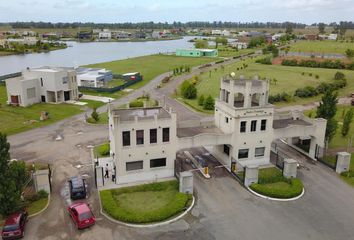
[250,178,304,199]
[255,57,272,65]
[37,190,48,199]
[334,71,345,80]
[95,142,110,157]
[198,94,205,106]
[180,80,197,99]
[203,95,215,110]
[268,92,291,103]
[91,108,99,122]
[294,86,318,98]
[129,100,144,108]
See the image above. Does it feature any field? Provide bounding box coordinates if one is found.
[177,58,354,112]
[85,54,217,90]
[289,40,354,54]
[215,46,255,58]
[0,85,83,135]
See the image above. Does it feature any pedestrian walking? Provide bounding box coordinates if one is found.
[104,164,109,178]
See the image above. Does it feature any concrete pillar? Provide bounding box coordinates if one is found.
[336,152,351,174]
[96,166,104,187]
[244,165,259,187]
[33,169,50,193]
[309,137,317,159]
[283,159,298,178]
[179,171,193,194]
[244,80,252,108]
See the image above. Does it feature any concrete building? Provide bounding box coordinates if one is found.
[328,34,338,40]
[76,68,113,87]
[6,37,37,46]
[212,30,222,35]
[106,74,327,186]
[176,48,218,57]
[98,30,112,40]
[229,41,248,50]
[5,67,79,107]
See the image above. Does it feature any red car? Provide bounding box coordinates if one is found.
[67,202,95,230]
[1,210,28,239]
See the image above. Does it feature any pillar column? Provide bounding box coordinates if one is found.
[309,137,317,159]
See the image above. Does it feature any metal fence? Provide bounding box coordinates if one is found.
[78,77,142,93]
[0,72,22,83]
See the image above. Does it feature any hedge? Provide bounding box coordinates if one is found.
[100,180,192,223]
[281,59,354,70]
[250,178,303,199]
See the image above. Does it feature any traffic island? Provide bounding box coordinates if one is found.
[248,167,304,201]
[99,180,194,226]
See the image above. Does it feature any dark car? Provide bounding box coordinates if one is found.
[1,210,28,239]
[67,202,95,230]
[69,176,87,200]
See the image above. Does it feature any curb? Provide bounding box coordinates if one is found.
[28,194,51,218]
[98,191,195,228]
[247,187,305,202]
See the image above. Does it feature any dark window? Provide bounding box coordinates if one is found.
[79,211,93,221]
[162,128,170,142]
[150,129,157,144]
[240,121,246,133]
[238,149,249,159]
[223,145,230,156]
[126,161,143,171]
[40,78,43,87]
[136,130,144,145]
[122,131,130,146]
[251,120,257,132]
[225,117,229,123]
[150,158,166,168]
[261,119,267,131]
[255,147,265,157]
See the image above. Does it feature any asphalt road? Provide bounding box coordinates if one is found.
[5,53,354,239]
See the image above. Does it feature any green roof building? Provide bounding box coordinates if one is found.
[176,48,218,57]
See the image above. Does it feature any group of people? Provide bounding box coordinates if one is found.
[104,163,116,182]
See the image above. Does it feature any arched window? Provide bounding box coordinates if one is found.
[251,93,261,107]
[234,93,244,108]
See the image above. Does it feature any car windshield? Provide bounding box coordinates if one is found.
[3,224,19,232]
[79,211,92,221]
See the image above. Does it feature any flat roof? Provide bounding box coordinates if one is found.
[177,126,223,138]
[273,118,312,129]
[111,107,171,121]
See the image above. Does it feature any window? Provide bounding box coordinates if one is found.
[240,121,246,133]
[62,76,68,84]
[150,158,166,168]
[136,130,144,145]
[238,149,249,159]
[122,131,130,146]
[26,87,36,99]
[251,120,257,132]
[126,161,143,171]
[255,147,265,157]
[225,117,229,123]
[40,78,43,87]
[150,129,157,144]
[261,119,267,131]
[162,128,170,142]
[223,145,230,156]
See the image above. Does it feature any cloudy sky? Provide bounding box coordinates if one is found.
[0,0,353,24]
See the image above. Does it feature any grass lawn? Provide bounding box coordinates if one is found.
[79,99,105,109]
[93,142,110,158]
[27,197,48,215]
[80,88,128,99]
[85,54,217,90]
[0,85,83,135]
[106,78,126,88]
[216,47,255,58]
[305,105,354,149]
[249,167,304,199]
[100,180,192,223]
[289,40,354,54]
[176,58,354,113]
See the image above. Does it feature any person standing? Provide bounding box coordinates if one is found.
[104,164,109,178]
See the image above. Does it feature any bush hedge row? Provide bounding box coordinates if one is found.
[250,178,304,199]
[282,59,354,70]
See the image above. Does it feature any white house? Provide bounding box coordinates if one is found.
[5,66,79,107]
[212,29,222,35]
[6,37,37,46]
[98,30,112,40]
[106,74,327,186]
[222,30,231,37]
[76,68,113,88]
[328,34,338,40]
[229,41,248,49]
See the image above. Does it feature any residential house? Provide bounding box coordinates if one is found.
[229,41,248,50]
[304,34,318,40]
[176,48,218,57]
[222,30,231,37]
[5,66,79,107]
[76,68,113,88]
[212,29,222,35]
[6,37,37,46]
[98,30,112,40]
[328,34,338,40]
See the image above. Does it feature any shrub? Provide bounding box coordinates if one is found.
[294,86,317,98]
[203,95,215,110]
[281,59,298,66]
[250,178,304,199]
[91,108,99,122]
[129,100,144,108]
[268,92,291,103]
[315,74,319,79]
[334,71,345,80]
[255,57,272,65]
[198,94,205,106]
[37,190,48,199]
[180,80,197,99]
[96,142,110,157]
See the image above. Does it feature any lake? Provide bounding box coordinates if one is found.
[0,36,196,75]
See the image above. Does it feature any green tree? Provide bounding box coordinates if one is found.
[318,23,325,34]
[180,80,197,99]
[342,109,354,137]
[203,95,215,110]
[316,90,338,142]
[0,133,22,215]
[91,108,99,122]
[285,23,293,34]
[194,39,208,49]
[334,71,345,80]
[345,49,354,58]
[198,94,205,106]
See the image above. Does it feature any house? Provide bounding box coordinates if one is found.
[77,32,92,40]
[134,31,146,39]
[6,37,37,46]
[98,31,111,40]
[76,68,113,88]
[22,31,36,37]
[42,32,62,39]
[212,29,222,35]
[328,34,338,40]
[105,75,327,186]
[272,33,283,41]
[304,34,318,40]
[229,41,248,50]
[152,31,161,39]
[176,48,218,57]
[237,31,249,37]
[5,66,79,107]
[115,31,130,39]
[222,30,231,37]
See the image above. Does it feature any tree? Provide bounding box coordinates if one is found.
[318,23,325,34]
[316,90,338,142]
[285,23,293,34]
[0,133,23,215]
[198,94,205,106]
[334,71,345,80]
[194,39,208,49]
[342,109,354,137]
[203,95,215,110]
[345,49,354,58]
[180,80,197,99]
[91,108,99,122]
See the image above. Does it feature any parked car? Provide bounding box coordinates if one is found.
[1,210,28,239]
[69,176,87,200]
[67,202,95,230]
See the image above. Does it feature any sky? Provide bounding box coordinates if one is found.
[0,0,353,24]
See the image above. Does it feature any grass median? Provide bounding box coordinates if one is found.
[100,180,192,224]
[249,167,304,199]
